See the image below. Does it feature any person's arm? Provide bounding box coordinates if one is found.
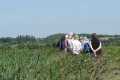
[80,42,82,51]
[65,39,68,47]
[66,39,70,48]
[78,42,82,51]
[95,42,101,52]
[89,41,97,57]
[71,41,74,50]
[89,41,94,52]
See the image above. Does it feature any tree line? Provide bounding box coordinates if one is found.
[0,34,120,46]
[0,35,36,44]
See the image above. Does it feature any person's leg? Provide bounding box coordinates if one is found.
[96,49,102,55]
[64,48,67,54]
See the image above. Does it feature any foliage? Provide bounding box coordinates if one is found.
[0,46,120,80]
[0,34,120,47]
[0,33,120,79]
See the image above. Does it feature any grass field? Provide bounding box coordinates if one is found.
[0,46,120,80]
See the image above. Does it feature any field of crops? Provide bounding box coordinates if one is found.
[0,46,120,80]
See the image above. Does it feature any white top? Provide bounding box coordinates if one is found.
[71,40,82,54]
[67,38,73,49]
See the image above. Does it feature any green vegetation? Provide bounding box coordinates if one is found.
[0,34,120,46]
[0,45,120,80]
[0,34,120,80]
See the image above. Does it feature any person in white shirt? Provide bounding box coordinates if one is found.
[64,34,69,53]
[71,34,82,55]
[67,32,74,52]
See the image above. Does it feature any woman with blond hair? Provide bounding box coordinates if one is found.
[71,34,82,55]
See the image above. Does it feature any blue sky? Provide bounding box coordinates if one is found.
[0,0,120,38]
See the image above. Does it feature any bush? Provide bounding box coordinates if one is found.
[26,44,40,49]
[17,44,26,49]
[0,44,12,50]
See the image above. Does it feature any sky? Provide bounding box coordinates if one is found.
[0,0,120,38]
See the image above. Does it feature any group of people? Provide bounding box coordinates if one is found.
[57,32,101,58]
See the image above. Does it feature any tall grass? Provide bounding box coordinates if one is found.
[0,46,120,80]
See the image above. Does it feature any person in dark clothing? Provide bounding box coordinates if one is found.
[90,33,101,58]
